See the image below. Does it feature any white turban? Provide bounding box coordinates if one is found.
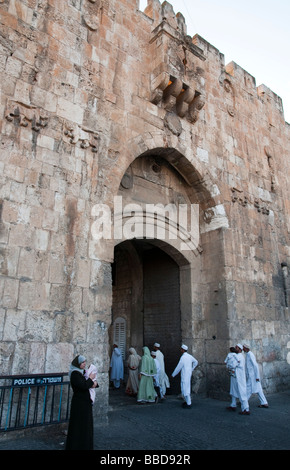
[181,344,188,351]
[154,343,160,348]
[243,344,250,349]
[236,344,243,350]
[151,351,156,356]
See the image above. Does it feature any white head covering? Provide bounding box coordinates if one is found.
[243,343,250,349]
[78,355,86,364]
[69,354,86,377]
[236,343,243,350]
[154,343,160,348]
[128,348,141,368]
[181,344,188,351]
[151,351,156,356]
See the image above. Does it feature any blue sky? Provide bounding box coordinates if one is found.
[139,0,290,123]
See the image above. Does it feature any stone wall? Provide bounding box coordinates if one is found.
[0,0,289,412]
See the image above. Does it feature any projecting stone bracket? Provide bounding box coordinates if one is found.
[150,73,205,124]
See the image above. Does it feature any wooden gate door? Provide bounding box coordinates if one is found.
[143,248,181,392]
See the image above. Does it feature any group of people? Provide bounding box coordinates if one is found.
[224,343,269,415]
[109,342,171,404]
[110,342,198,409]
[65,344,198,450]
[65,341,268,449]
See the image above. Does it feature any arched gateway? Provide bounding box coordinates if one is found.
[101,147,229,396]
[112,240,186,392]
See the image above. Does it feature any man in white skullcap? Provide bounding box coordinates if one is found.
[153,343,170,396]
[227,343,250,415]
[172,344,198,408]
[243,344,268,408]
[151,351,164,400]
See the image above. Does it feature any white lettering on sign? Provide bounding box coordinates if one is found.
[40,377,62,384]
[13,378,36,386]
[12,376,63,387]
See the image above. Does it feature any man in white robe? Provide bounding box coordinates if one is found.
[172,344,198,408]
[153,343,170,396]
[227,343,250,415]
[243,344,268,408]
[110,344,124,389]
[151,351,164,400]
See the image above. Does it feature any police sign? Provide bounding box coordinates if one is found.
[12,376,63,387]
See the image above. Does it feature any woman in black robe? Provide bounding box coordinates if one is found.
[66,354,97,450]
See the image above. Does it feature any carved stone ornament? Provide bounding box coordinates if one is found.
[227,105,235,117]
[164,112,182,136]
[83,15,99,31]
[223,79,235,117]
[64,123,99,152]
[231,187,270,214]
[5,101,48,131]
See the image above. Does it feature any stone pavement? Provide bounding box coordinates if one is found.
[0,389,289,451]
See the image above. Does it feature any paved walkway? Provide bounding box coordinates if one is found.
[0,389,289,451]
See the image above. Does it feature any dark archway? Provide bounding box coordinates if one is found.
[111,240,182,393]
[143,246,181,391]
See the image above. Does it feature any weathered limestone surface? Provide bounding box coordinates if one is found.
[0,0,289,412]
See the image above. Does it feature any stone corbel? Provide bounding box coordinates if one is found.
[176,85,195,118]
[150,74,205,125]
[150,71,170,105]
[188,94,205,123]
[163,78,183,111]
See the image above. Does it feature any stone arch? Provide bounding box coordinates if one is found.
[94,137,230,396]
[106,145,214,392]
[100,130,220,207]
[91,131,228,265]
